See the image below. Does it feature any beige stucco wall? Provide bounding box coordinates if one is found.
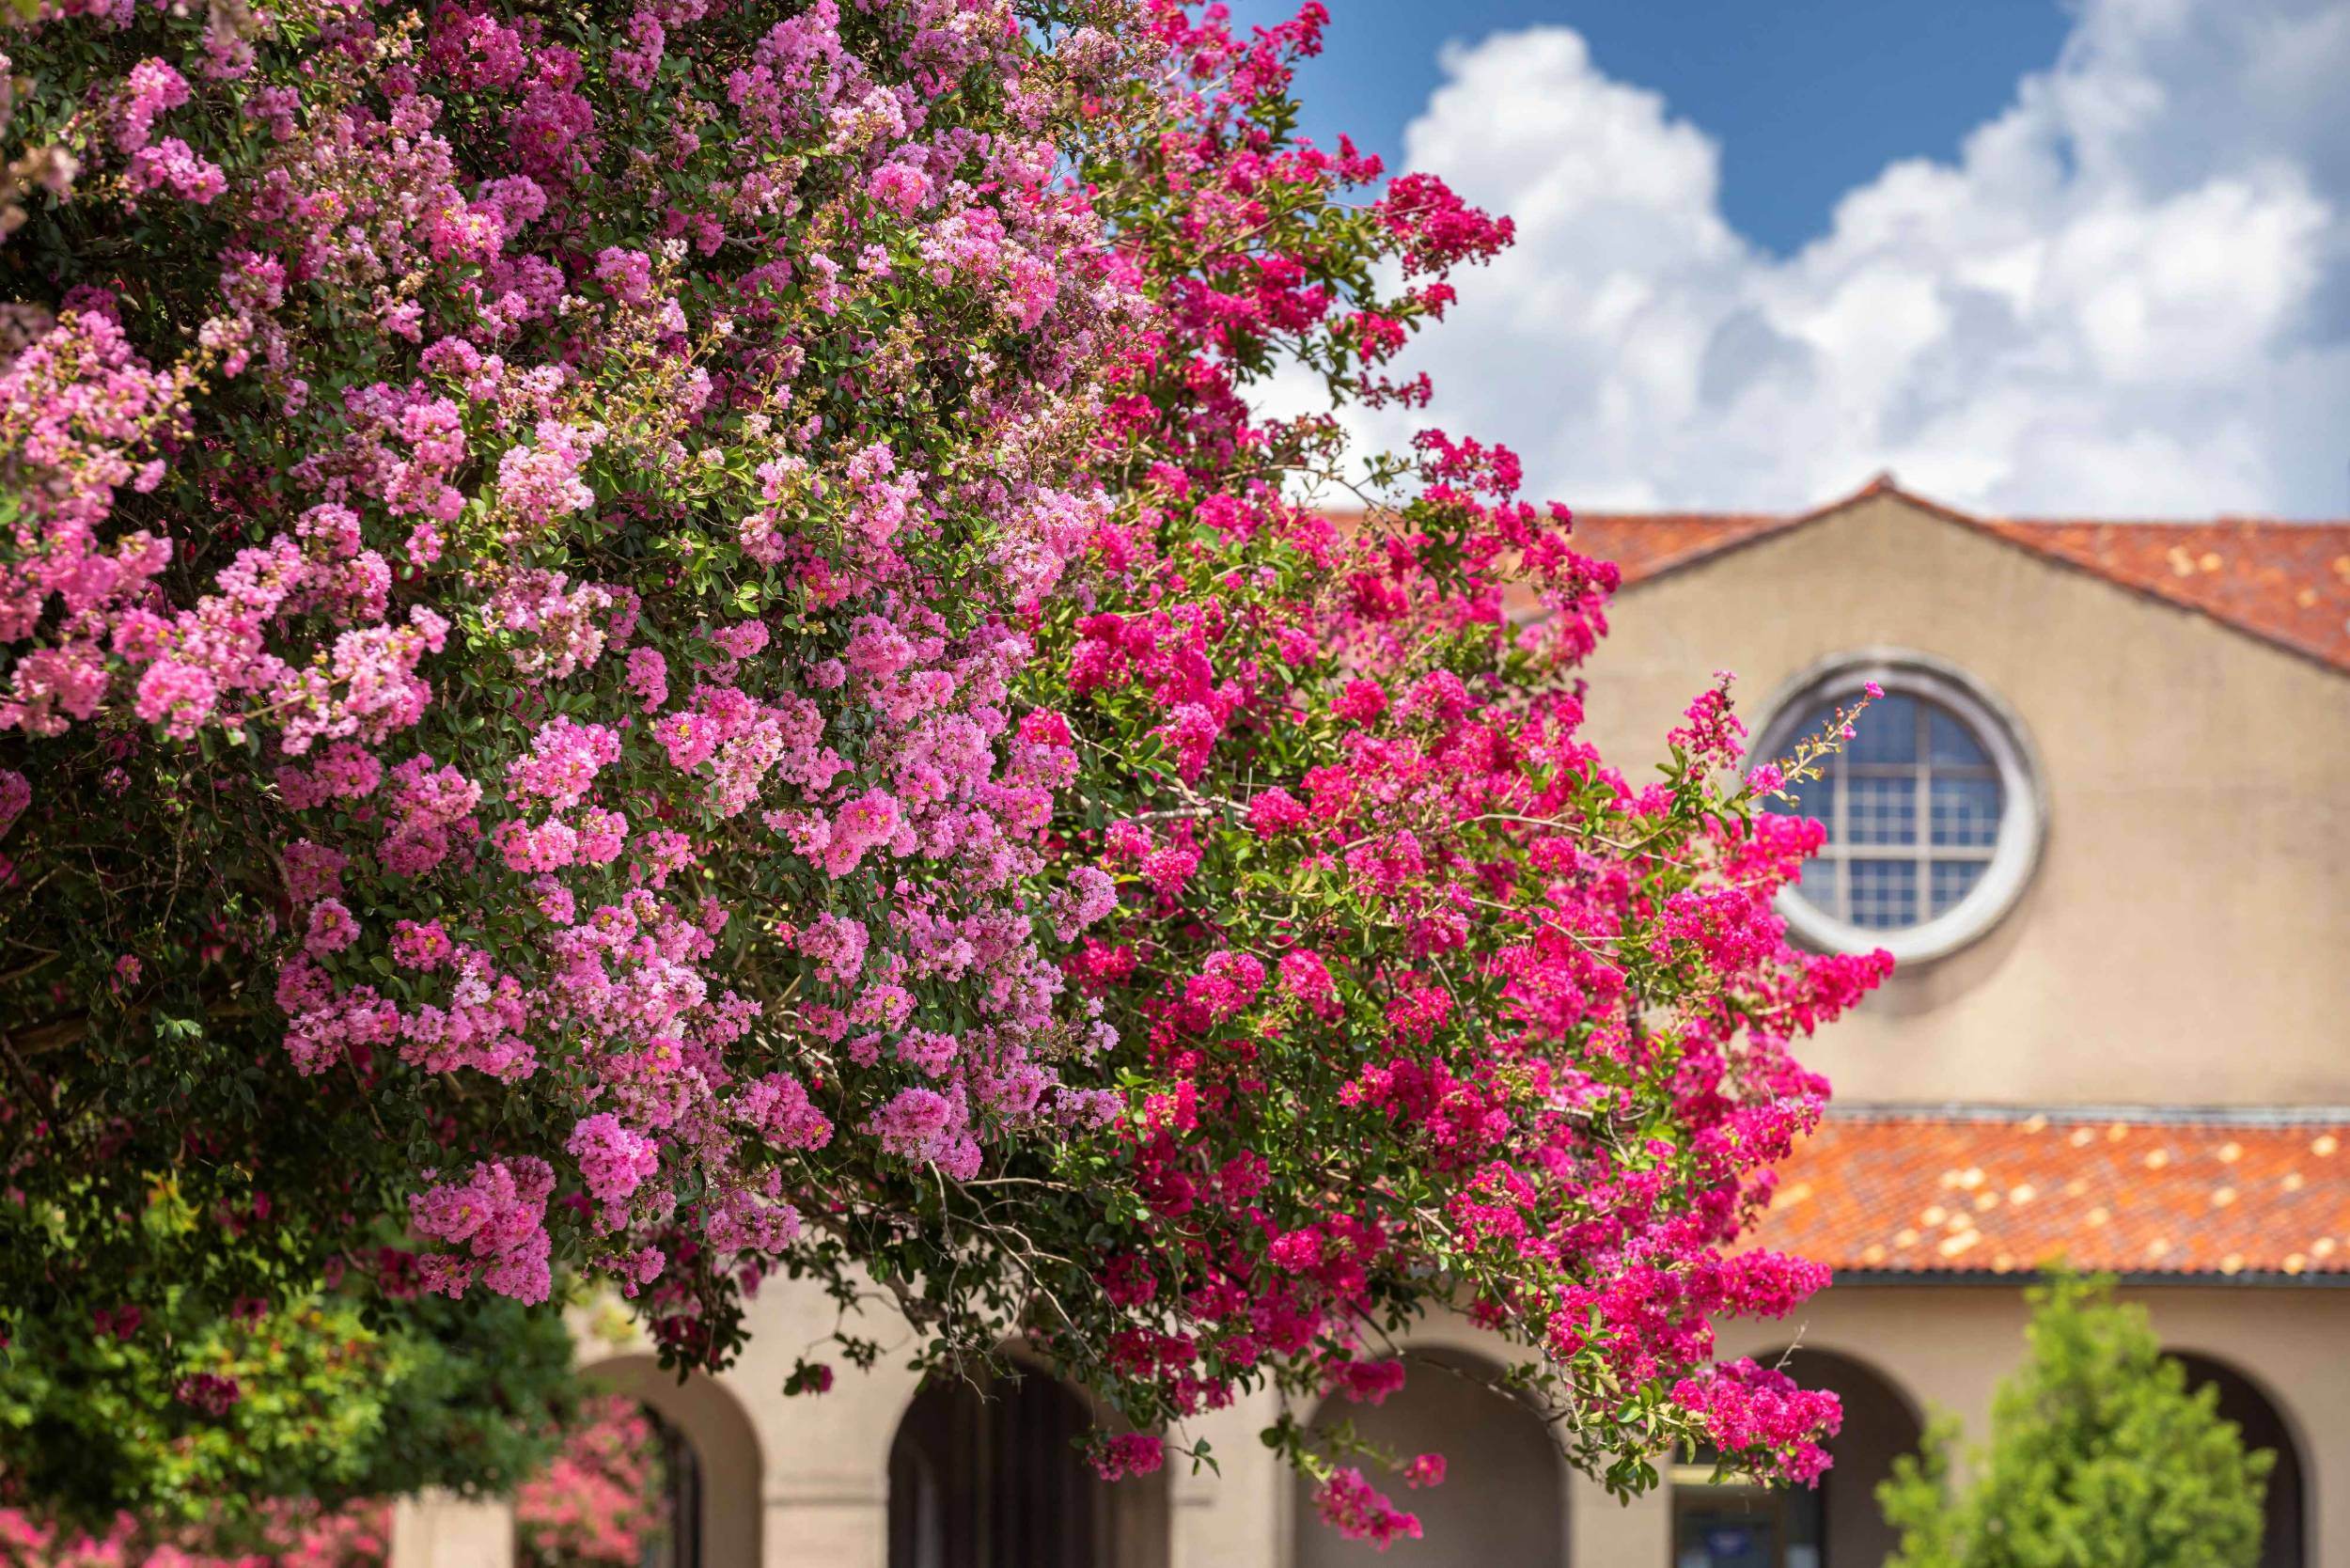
[1575,494,2350,1106]
[389,1492,513,1568]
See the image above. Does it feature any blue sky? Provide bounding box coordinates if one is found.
[1219,0,2349,517]
[1229,0,2072,255]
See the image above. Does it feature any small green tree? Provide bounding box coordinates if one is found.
[1879,1272,2272,1568]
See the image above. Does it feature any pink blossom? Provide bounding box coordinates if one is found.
[174,1372,242,1416]
[1093,1433,1163,1481]
[568,1113,662,1229]
[1315,1467,1420,1549]
[117,58,191,152]
[126,137,227,203]
[869,161,930,216]
[304,899,358,956]
[1332,679,1386,723]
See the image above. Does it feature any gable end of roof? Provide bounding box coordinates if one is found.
[1571,478,2350,675]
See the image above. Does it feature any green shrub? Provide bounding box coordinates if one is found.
[1880,1272,2271,1568]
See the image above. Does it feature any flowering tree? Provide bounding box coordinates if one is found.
[514,1395,673,1567]
[0,0,1886,1542]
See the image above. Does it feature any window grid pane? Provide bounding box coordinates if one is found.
[1931,859,1988,916]
[1928,708,1991,765]
[1846,776,1916,845]
[1780,687,2009,936]
[1930,776,2002,848]
[1846,694,1920,764]
[1800,858,1841,921]
[1848,859,1919,929]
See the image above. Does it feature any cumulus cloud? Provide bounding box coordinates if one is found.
[1349,0,2350,516]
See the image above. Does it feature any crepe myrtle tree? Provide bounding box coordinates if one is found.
[0,0,1888,1543]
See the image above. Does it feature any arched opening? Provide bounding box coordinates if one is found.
[645,1403,706,1567]
[514,1394,702,1566]
[1291,1350,1565,1567]
[555,1355,761,1568]
[1672,1348,1921,1568]
[887,1364,1167,1568]
[2172,1352,2306,1568]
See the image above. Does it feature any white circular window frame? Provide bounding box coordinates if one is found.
[1755,650,2044,967]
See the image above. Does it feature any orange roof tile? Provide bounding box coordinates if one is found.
[1753,1112,2350,1279]
[1560,479,2350,673]
[1976,516,2350,674]
[1560,510,1792,585]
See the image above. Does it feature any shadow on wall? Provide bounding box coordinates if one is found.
[1292,1349,1566,1568]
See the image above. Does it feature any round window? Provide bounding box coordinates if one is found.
[1756,654,2042,964]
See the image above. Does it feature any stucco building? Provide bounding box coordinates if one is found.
[398,480,2350,1568]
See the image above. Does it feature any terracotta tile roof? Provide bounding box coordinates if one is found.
[1560,510,1792,585]
[1561,478,2350,673]
[1752,1111,2350,1279]
[1975,516,2350,674]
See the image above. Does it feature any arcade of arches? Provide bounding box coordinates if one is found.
[390,1290,2334,1568]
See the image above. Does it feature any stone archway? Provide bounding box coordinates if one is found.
[1292,1349,1568,1567]
[1673,1345,1922,1568]
[577,1354,764,1568]
[885,1362,1168,1568]
[2171,1351,2309,1568]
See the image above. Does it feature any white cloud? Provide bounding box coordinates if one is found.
[1351,0,2350,516]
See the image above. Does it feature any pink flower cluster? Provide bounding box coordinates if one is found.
[1671,1358,1846,1485]
[1007,0,1885,1506]
[1314,1467,1421,1550]
[0,0,1163,1341]
[409,1160,555,1305]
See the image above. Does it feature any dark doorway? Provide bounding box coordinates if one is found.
[643,1403,704,1568]
[2174,1353,2306,1568]
[889,1365,1163,1568]
[1671,1348,1920,1568]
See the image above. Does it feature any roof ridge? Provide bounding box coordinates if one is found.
[1556,478,2350,674]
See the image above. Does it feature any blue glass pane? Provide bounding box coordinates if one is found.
[1849,860,1919,929]
[1930,776,2002,847]
[1928,707,1991,766]
[1796,857,1840,917]
[1846,776,1917,845]
[1932,859,1988,915]
[1847,693,1919,764]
